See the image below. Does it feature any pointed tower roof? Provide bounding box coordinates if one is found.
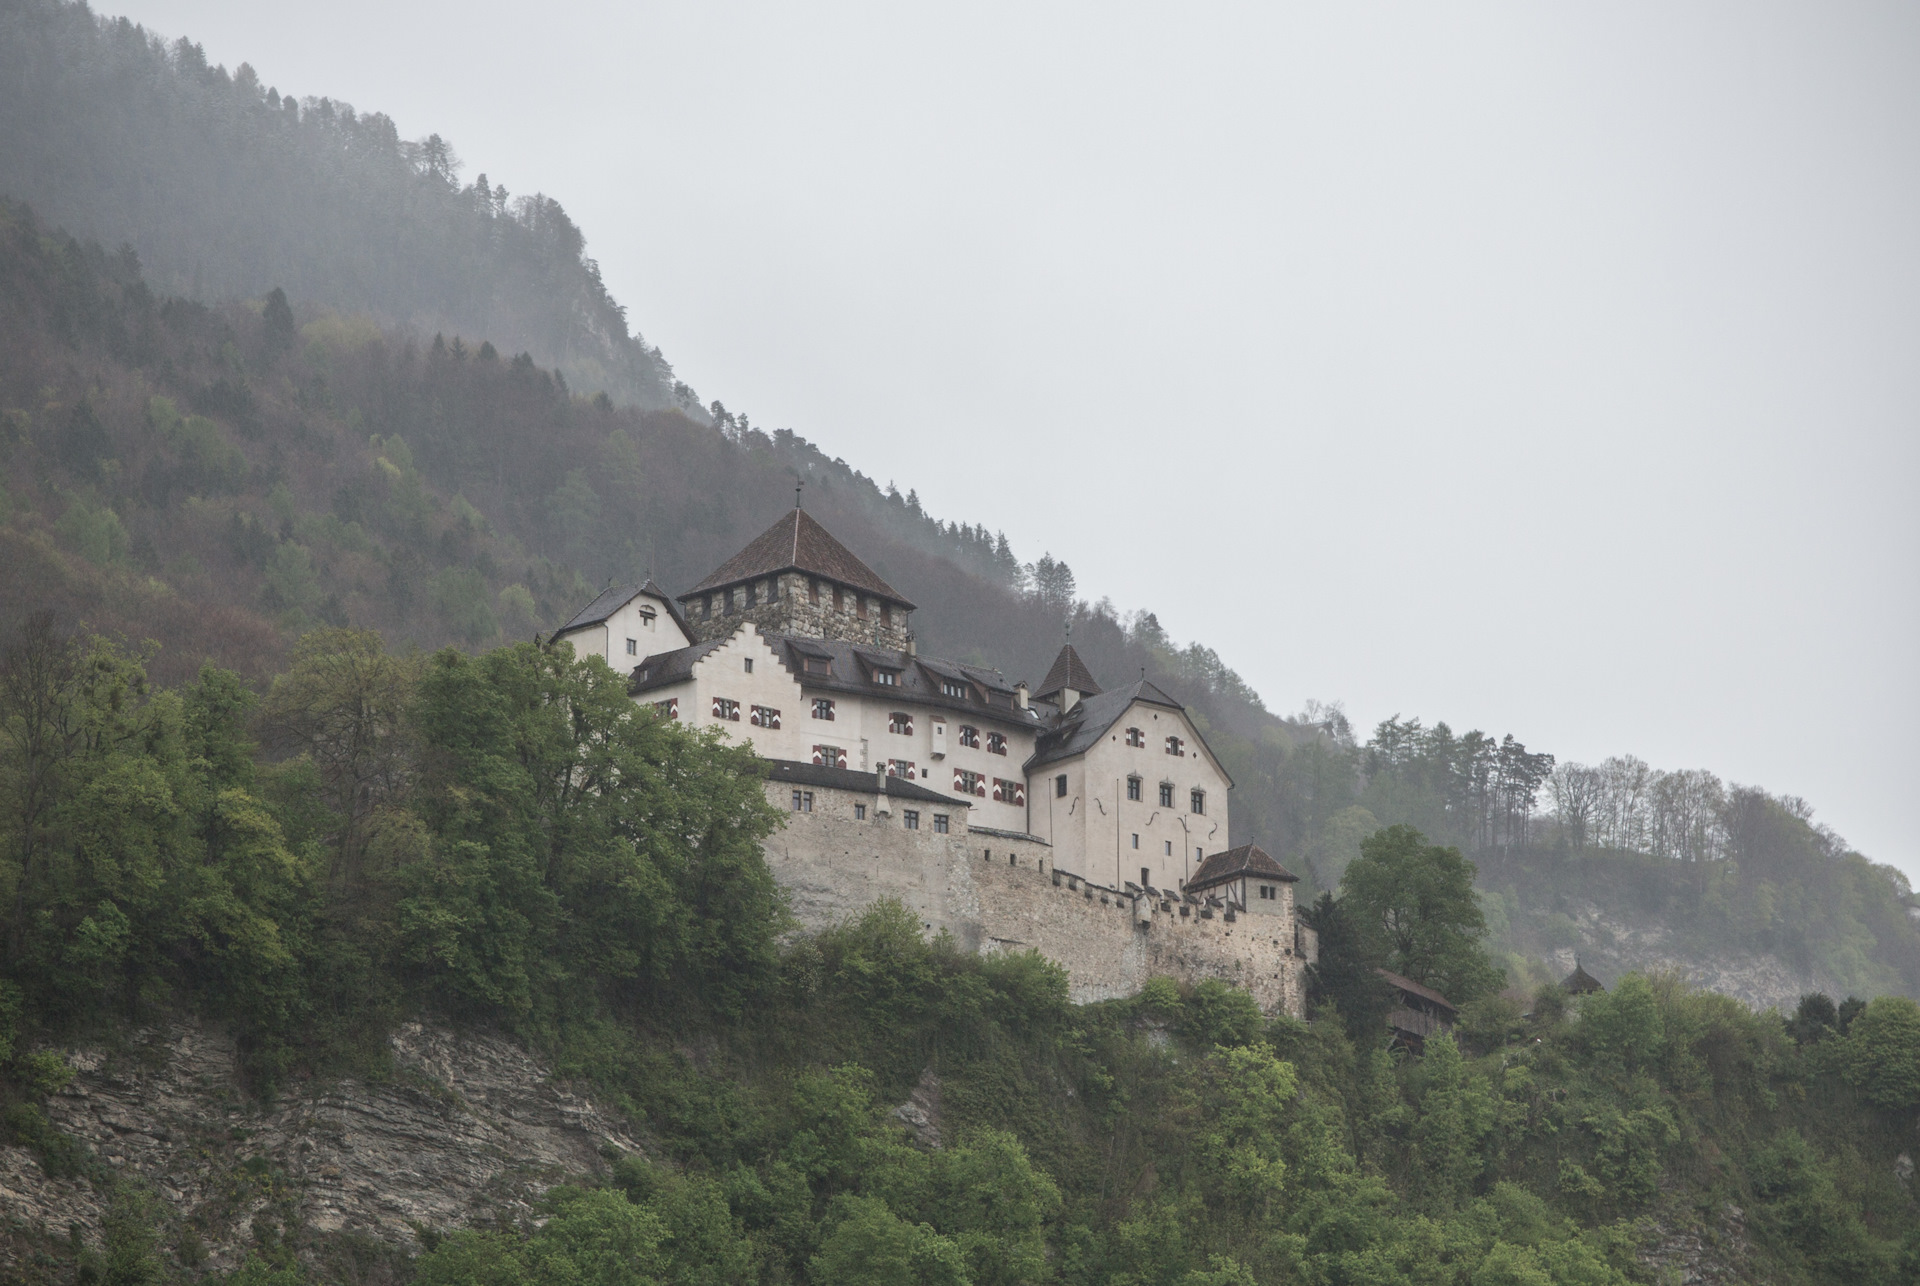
[1561,963,1606,994]
[684,509,914,608]
[1034,644,1102,702]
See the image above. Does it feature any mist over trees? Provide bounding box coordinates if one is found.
[0,0,679,409]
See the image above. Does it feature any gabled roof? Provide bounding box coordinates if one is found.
[682,509,914,608]
[1023,679,1230,783]
[1187,844,1299,894]
[1375,968,1457,1014]
[556,580,691,640]
[1034,644,1101,701]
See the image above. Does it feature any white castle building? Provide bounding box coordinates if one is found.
[556,507,1316,1015]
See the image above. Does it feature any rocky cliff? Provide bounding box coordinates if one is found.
[0,1020,635,1277]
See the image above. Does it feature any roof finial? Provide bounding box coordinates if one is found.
[795,479,804,510]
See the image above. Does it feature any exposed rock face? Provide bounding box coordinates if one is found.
[892,1068,943,1149]
[1548,899,1848,1011]
[0,1020,634,1274]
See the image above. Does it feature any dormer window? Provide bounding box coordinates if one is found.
[1125,727,1145,748]
[803,656,833,677]
[1165,735,1185,756]
[941,679,969,699]
[873,668,898,686]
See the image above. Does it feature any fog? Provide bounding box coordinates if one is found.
[107,1,1920,875]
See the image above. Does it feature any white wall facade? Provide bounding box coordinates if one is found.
[554,590,692,670]
[1035,701,1233,893]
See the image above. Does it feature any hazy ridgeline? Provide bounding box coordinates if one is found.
[0,0,676,409]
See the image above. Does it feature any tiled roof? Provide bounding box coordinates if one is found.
[1375,968,1457,1013]
[627,639,727,692]
[1186,843,1299,893]
[1561,963,1606,994]
[764,758,960,807]
[1035,644,1102,701]
[555,579,690,638]
[1023,679,1206,773]
[683,509,914,607]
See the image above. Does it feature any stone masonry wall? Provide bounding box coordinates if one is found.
[685,573,909,648]
[762,783,1309,1017]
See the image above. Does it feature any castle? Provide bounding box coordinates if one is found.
[554,507,1317,1017]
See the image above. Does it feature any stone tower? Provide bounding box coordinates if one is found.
[676,508,916,647]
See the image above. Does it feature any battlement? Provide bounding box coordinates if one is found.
[761,776,1311,1017]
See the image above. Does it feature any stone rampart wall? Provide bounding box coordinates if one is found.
[761,784,1308,1017]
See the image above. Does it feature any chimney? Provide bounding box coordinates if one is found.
[905,635,917,657]
[1015,681,1029,710]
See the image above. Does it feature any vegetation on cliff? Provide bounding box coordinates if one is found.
[2,622,1918,1285]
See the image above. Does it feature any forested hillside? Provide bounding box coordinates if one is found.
[2,184,1916,1007]
[3,621,1919,1285]
[0,0,677,409]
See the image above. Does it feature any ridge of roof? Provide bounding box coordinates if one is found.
[1187,844,1299,892]
[1035,644,1102,700]
[556,579,690,638]
[1375,968,1457,1013]
[682,510,914,607]
[1023,679,1230,783]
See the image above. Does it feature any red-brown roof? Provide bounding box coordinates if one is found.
[682,509,914,607]
[1186,844,1299,894]
[1374,967,1457,1013]
[1034,644,1102,701]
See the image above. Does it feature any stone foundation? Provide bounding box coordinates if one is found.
[761,783,1310,1017]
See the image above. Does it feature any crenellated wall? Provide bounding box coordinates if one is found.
[760,781,1311,1017]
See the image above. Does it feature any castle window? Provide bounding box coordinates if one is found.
[986,731,1007,756]
[812,697,836,720]
[1131,833,1140,849]
[804,656,833,677]
[889,711,913,735]
[887,759,917,780]
[743,657,754,673]
[873,668,898,686]
[812,744,848,769]
[954,769,985,797]
[855,803,867,820]
[1196,846,1203,863]
[638,604,656,623]
[750,704,780,729]
[1164,840,1173,856]
[903,809,920,830]
[712,697,740,721]
[992,778,1025,806]
[959,725,980,749]
[653,698,678,720]
[626,638,637,656]
[791,790,813,812]
[1141,866,1151,887]
[1165,735,1185,756]
[933,814,950,834]
[1158,782,1174,808]
[1127,776,1142,802]
[942,679,969,699]
[1055,774,1068,798]
[732,586,747,610]
[1190,788,1205,815]
[1126,726,1145,748]
[1260,884,1276,900]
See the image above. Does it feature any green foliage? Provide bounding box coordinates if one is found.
[1340,824,1504,1004]
[1837,995,1920,1111]
[53,490,128,565]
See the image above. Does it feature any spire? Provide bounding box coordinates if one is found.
[1035,644,1102,711]
[795,479,804,510]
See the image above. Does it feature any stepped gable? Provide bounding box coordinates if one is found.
[627,639,727,693]
[684,508,914,608]
[1034,644,1102,702]
[557,579,689,637]
[1187,844,1299,895]
[1025,679,1195,772]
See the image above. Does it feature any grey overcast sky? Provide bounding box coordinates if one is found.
[111,1,1920,874]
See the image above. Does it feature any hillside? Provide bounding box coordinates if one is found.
[1,624,1918,1286]
[1,187,1916,1010]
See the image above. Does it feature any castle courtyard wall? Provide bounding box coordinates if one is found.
[761,782,1309,1017]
